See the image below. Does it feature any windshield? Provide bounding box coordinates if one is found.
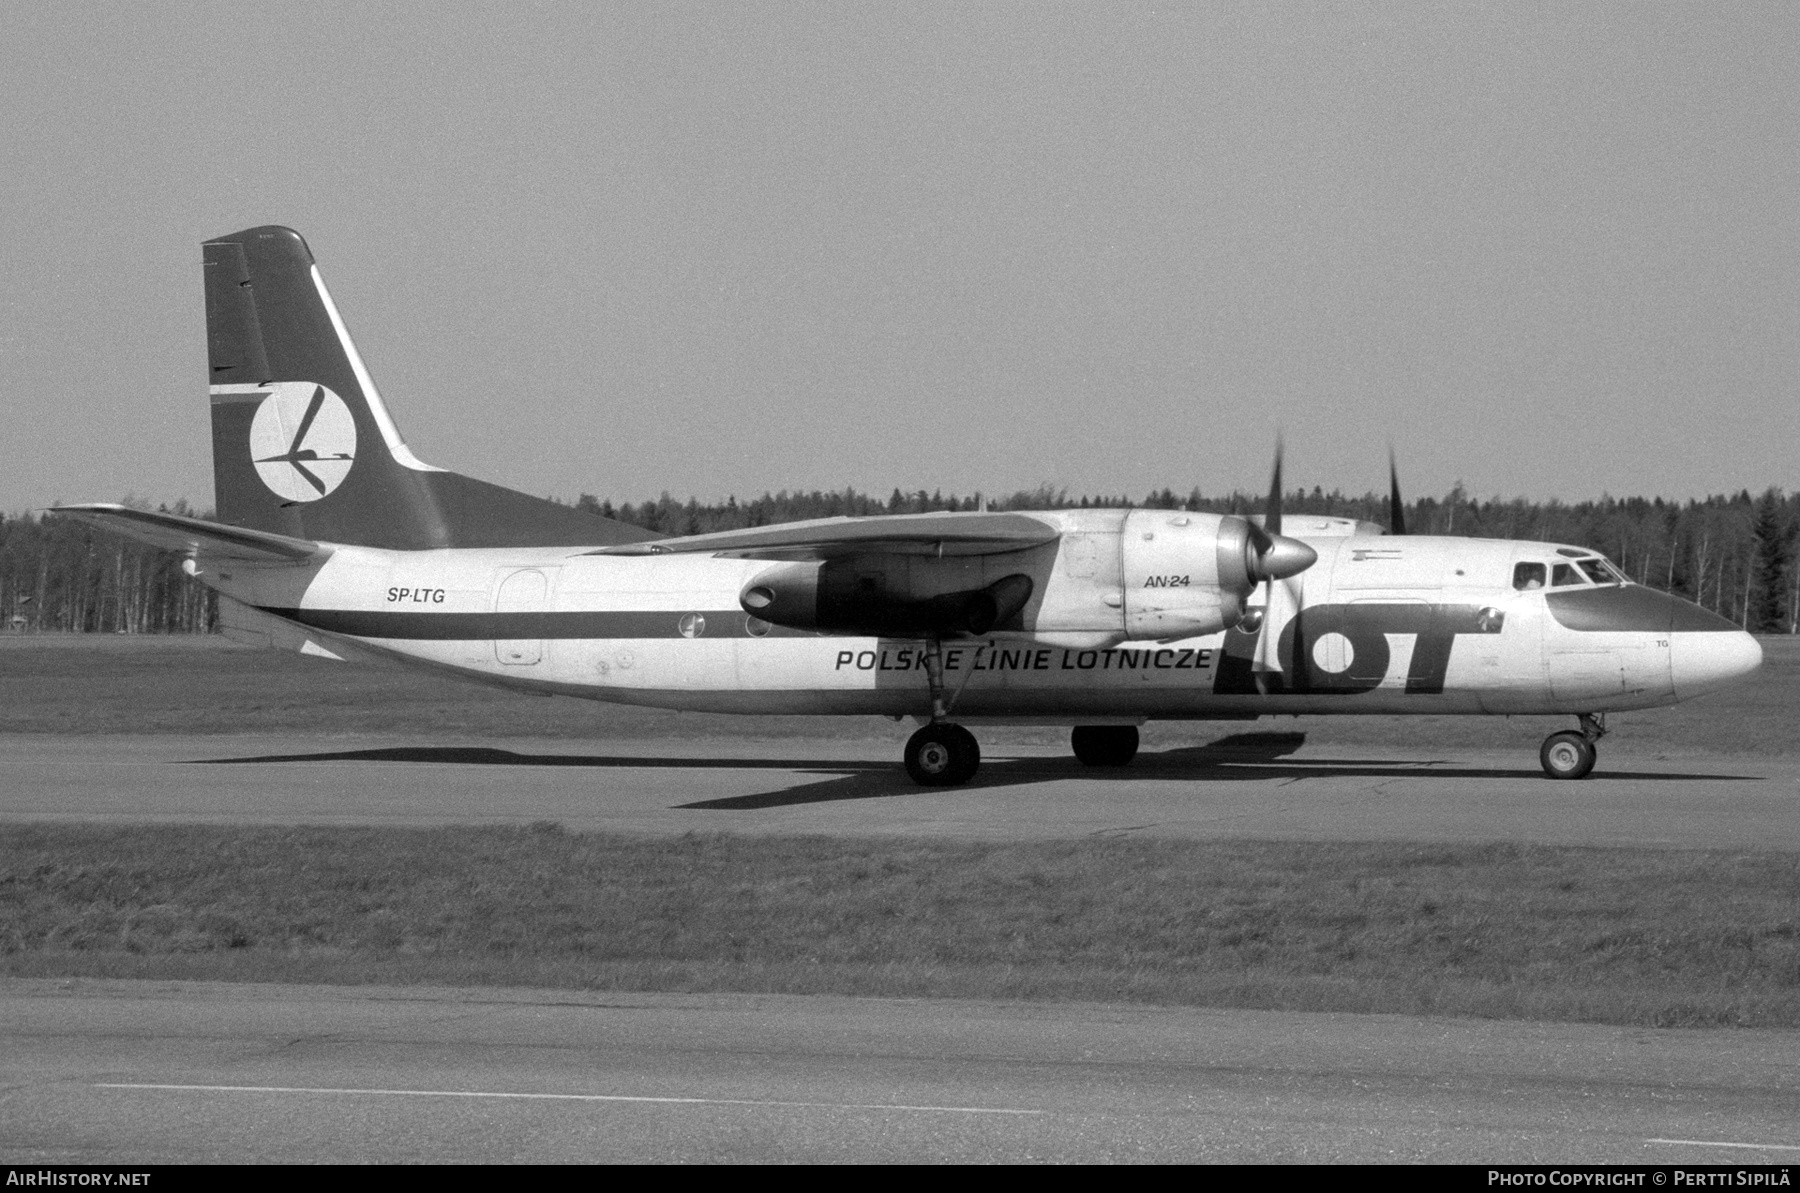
[1524,555,1628,589]
[1577,557,1627,585]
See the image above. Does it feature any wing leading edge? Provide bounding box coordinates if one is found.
[584,511,1061,560]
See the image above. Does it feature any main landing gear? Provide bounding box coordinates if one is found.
[1071,725,1139,767]
[1540,713,1606,780]
[905,722,980,786]
[904,637,981,787]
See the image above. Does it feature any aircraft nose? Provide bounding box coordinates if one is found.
[1670,630,1763,700]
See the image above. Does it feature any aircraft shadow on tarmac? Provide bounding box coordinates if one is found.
[190,731,1755,812]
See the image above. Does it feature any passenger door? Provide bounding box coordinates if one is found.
[493,568,548,665]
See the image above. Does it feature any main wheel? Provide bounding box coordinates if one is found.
[905,723,980,786]
[1071,725,1140,767]
[1540,731,1597,780]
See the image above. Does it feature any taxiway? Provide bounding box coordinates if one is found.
[1,730,1793,848]
[6,979,1799,1163]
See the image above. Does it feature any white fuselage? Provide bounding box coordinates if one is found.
[204,509,1761,723]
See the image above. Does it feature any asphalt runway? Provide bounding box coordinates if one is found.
[6,978,1800,1163]
[2,730,1795,848]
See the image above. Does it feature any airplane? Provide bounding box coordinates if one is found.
[52,226,1764,786]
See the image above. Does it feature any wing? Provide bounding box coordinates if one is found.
[45,504,325,564]
[583,511,1061,560]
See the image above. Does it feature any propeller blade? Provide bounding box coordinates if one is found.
[1241,434,1314,582]
[1252,574,1299,674]
[1244,514,1272,557]
[1245,432,1314,679]
[1265,433,1284,538]
[1388,446,1407,536]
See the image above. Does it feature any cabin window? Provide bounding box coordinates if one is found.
[1551,563,1585,587]
[1513,562,1546,590]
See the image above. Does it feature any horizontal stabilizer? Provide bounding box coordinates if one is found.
[47,504,325,563]
[585,512,1061,560]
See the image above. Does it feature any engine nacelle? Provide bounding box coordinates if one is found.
[1119,510,1258,639]
[739,561,823,630]
[735,510,1313,643]
[741,558,1035,637]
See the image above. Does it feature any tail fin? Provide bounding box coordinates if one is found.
[204,226,658,549]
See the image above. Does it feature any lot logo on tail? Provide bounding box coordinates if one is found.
[247,382,357,501]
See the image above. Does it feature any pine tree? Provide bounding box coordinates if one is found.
[1751,488,1790,634]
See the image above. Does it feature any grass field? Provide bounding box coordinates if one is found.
[5,825,1798,1027]
[1,632,1795,755]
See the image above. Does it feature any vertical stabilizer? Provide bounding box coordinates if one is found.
[204,226,658,549]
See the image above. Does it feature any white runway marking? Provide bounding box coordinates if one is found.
[1646,1137,1800,1152]
[96,1082,1043,1116]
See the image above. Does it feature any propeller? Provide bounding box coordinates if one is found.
[1246,436,1314,675]
[1388,446,1407,536]
[1243,434,1316,582]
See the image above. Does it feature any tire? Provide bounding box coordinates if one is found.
[1540,731,1597,780]
[905,723,981,786]
[1071,725,1140,767]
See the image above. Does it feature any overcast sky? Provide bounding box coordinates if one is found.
[3,3,1796,515]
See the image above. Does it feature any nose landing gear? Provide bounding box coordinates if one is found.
[1540,713,1606,780]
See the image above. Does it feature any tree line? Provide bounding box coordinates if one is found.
[4,484,1795,634]
[1,499,219,634]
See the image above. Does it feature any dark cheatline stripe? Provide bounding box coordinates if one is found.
[259,607,807,640]
[1544,585,1738,633]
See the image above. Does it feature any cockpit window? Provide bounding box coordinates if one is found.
[1551,563,1585,587]
[1513,562,1546,590]
[1577,557,1627,585]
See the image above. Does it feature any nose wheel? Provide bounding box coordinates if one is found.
[905,723,980,786]
[1540,713,1605,780]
